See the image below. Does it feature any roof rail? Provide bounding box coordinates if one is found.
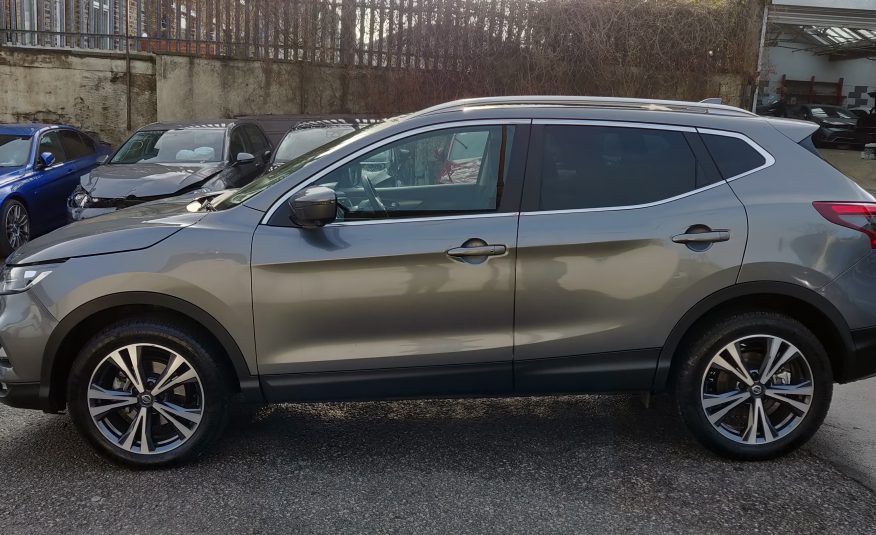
[411,96,756,118]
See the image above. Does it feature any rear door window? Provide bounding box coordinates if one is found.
[700,133,767,179]
[538,125,701,210]
[59,130,93,160]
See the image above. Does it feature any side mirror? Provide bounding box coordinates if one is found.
[234,152,255,165]
[38,152,55,169]
[288,187,337,228]
[97,154,108,165]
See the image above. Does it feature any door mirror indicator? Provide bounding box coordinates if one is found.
[38,152,55,169]
[288,187,337,228]
[234,152,255,165]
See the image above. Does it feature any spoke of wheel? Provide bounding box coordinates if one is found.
[150,353,185,395]
[154,402,198,439]
[88,385,137,403]
[765,389,811,414]
[758,336,782,378]
[151,367,197,397]
[702,390,749,409]
[119,407,149,452]
[762,344,800,383]
[712,351,754,386]
[707,391,751,424]
[109,345,145,393]
[744,397,775,444]
[89,396,139,418]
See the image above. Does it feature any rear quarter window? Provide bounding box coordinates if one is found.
[701,133,767,179]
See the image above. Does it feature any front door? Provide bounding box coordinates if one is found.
[514,122,750,392]
[251,122,529,401]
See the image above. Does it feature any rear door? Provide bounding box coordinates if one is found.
[251,121,529,401]
[514,121,752,393]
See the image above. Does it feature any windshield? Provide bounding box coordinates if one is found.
[0,135,32,167]
[111,129,225,164]
[811,107,855,120]
[275,126,357,164]
[214,124,380,210]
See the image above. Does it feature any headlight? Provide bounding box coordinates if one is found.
[69,186,91,208]
[0,265,55,295]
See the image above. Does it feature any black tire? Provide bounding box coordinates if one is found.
[67,318,231,467]
[0,199,30,257]
[675,311,832,461]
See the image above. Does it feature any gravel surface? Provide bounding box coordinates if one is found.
[2,394,875,534]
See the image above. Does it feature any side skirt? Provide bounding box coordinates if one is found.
[260,349,660,403]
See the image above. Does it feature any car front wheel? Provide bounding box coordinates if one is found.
[0,199,30,256]
[676,311,832,460]
[67,318,231,467]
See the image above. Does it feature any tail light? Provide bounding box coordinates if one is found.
[813,202,876,248]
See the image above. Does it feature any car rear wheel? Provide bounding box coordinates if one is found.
[67,318,231,467]
[675,311,832,460]
[0,199,30,256]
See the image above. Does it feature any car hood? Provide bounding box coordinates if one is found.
[82,162,226,199]
[6,197,206,265]
[0,166,24,185]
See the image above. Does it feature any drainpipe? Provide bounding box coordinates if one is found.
[752,2,770,112]
[125,0,132,132]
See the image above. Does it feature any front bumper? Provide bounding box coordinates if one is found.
[67,205,118,222]
[0,378,41,410]
[0,288,59,411]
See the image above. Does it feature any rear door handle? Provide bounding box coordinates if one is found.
[672,230,730,244]
[446,245,507,257]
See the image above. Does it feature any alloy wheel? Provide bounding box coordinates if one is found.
[700,335,814,445]
[5,203,29,249]
[87,344,204,455]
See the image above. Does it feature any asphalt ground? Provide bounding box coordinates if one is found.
[1,393,875,534]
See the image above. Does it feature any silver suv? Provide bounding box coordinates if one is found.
[2,97,875,467]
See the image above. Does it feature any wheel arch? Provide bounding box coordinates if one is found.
[654,282,854,392]
[40,292,263,411]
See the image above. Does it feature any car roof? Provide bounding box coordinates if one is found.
[137,120,248,131]
[0,123,73,135]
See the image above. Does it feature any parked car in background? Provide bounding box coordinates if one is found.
[67,121,272,221]
[268,118,382,172]
[4,96,876,467]
[789,104,861,147]
[0,123,110,255]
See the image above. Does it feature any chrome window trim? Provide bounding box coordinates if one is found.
[696,127,777,183]
[519,121,776,217]
[261,119,531,224]
[328,212,519,227]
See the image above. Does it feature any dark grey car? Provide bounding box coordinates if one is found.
[67,121,272,221]
[3,96,876,467]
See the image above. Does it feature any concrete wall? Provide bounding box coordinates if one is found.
[0,47,156,145]
[1,47,751,148]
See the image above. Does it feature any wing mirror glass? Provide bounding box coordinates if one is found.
[288,186,337,228]
[234,152,255,165]
[38,152,55,169]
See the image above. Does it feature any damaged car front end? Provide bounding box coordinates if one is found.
[67,121,271,221]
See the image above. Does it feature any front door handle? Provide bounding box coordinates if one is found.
[446,245,507,257]
[672,230,730,244]
[446,238,507,264]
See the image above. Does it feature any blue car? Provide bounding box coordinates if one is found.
[0,124,110,255]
